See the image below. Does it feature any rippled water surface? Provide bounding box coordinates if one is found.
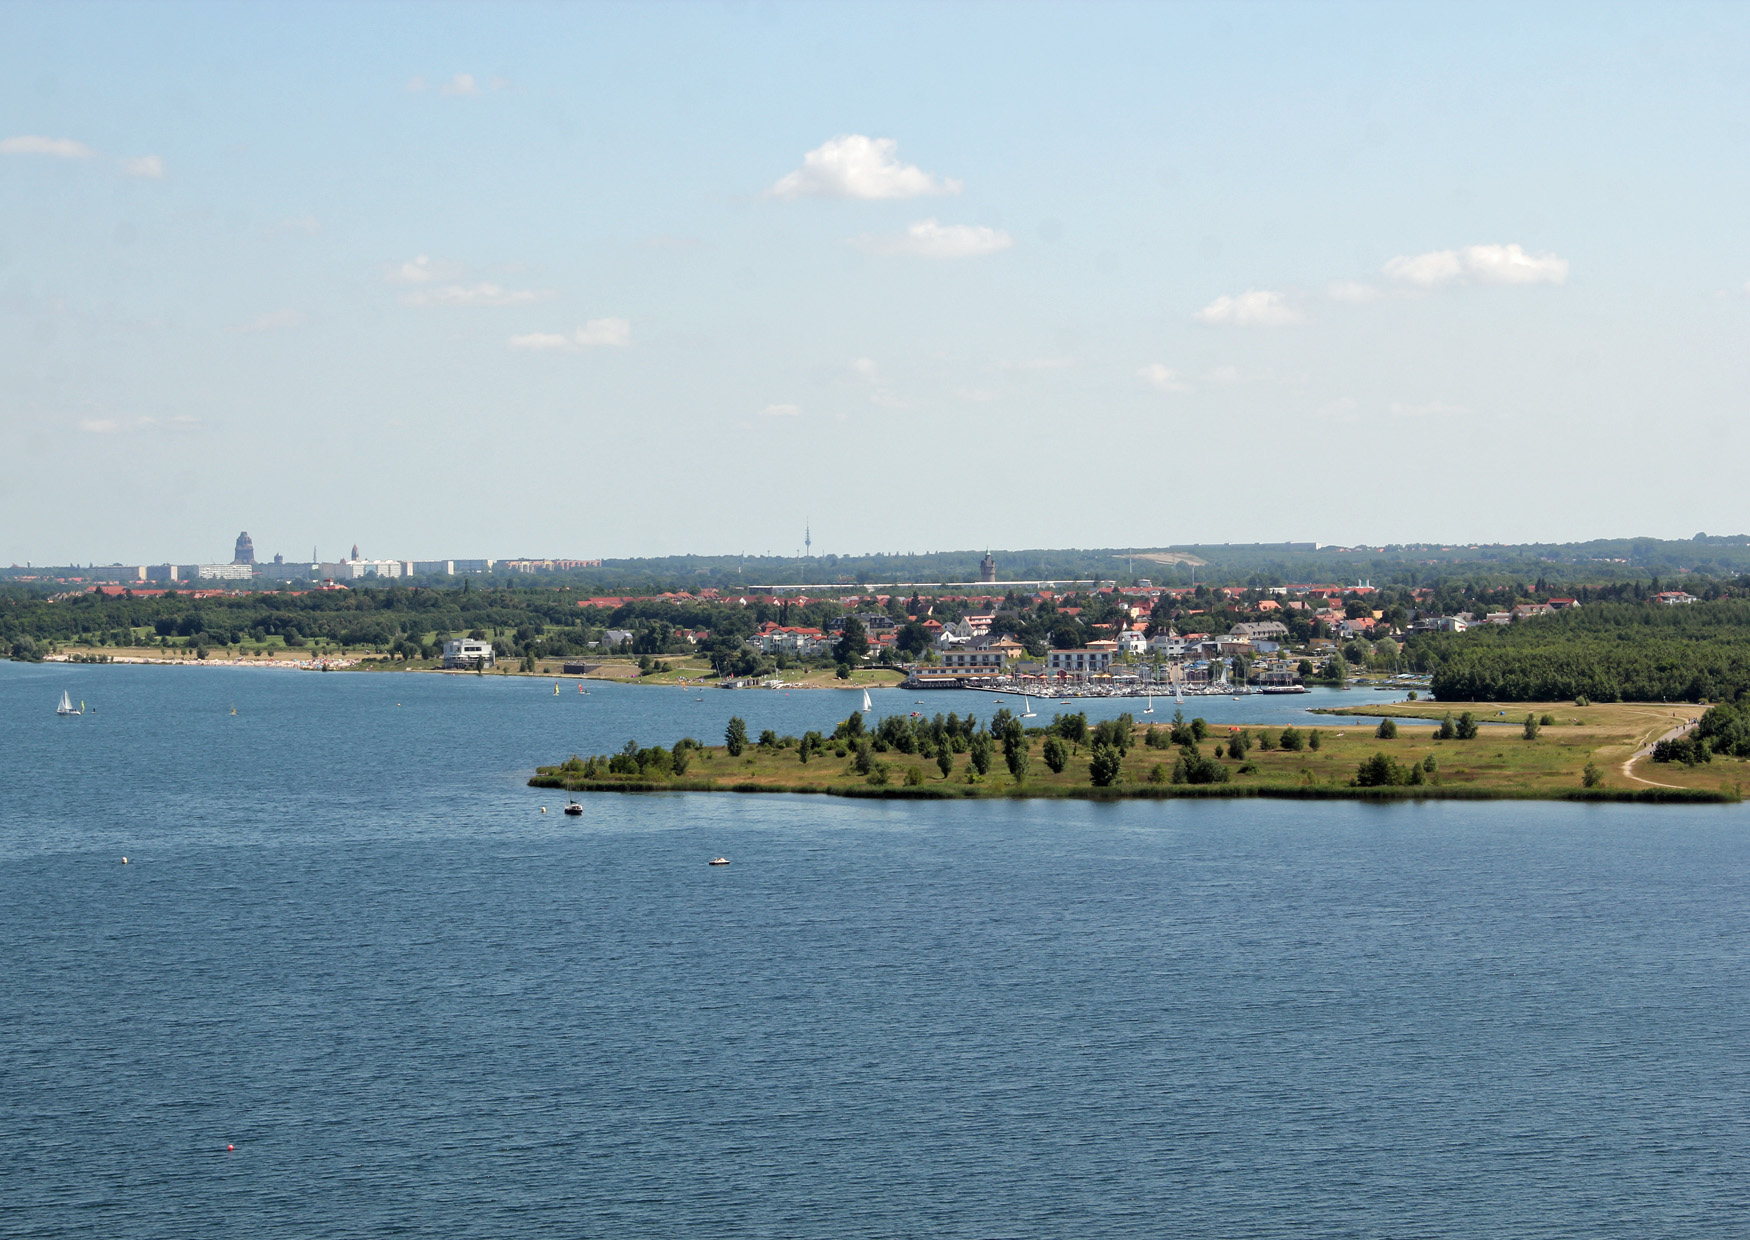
[3,663,1746,1238]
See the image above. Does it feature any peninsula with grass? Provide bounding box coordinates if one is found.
[530,702,1747,804]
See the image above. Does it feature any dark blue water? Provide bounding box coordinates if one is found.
[3,664,1747,1238]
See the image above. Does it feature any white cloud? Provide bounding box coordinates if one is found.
[771,135,961,200]
[574,317,631,347]
[1,135,95,159]
[233,308,306,334]
[1384,243,1567,288]
[1194,289,1303,326]
[401,283,556,307]
[856,219,1013,259]
[1390,400,1470,418]
[508,318,631,351]
[120,155,165,179]
[758,403,801,417]
[507,332,571,351]
[850,357,879,379]
[78,414,198,433]
[1328,280,1384,303]
[1461,243,1568,286]
[384,255,465,285]
[440,72,480,97]
[1139,364,1190,393]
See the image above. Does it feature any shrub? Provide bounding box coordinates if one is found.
[758,728,780,750]
[1190,717,1208,742]
[1148,763,1168,784]
[1354,752,1407,787]
[1088,743,1123,787]
[1256,729,1276,751]
[1421,754,1437,774]
[1042,735,1069,773]
[1574,696,1591,707]
[1092,714,1135,753]
[1145,724,1169,749]
[1238,760,1260,775]
[969,733,993,776]
[725,716,748,757]
[1436,712,1457,740]
[1229,730,1251,758]
[1280,726,1304,751]
[1376,717,1398,739]
[1582,761,1603,787]
[1004,733,1030,781]
[1407,690,1418,700]
[866,762,890,786]
[1539,713,1555,727]
[1455,712,1478,740]
[1522,714,1540,740]
[852,740,874,775]
[904,766,925,787]
[937,747,953,779]
[1307,730,1321,751]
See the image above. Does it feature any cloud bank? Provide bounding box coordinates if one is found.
[402,283,556,307]
[508,318,631,351]
[771,135,960,199]
[1384,243,1568,288]
[0,135,94,158]
[1194,289,1303,326]
[855,219,1012,258]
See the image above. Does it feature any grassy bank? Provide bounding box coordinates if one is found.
[532,715,1745,805]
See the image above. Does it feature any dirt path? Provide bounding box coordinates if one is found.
[1620,716,1701,789]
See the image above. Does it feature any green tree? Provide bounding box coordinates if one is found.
[725,715,747,756]
[1523,713,1540,740]
[1455,711,1479,740]
[937,747,953,780]
[1088,743,1123,786]
[1307,729,1321,751]
[1042,734,1069,773]
[969,732,993,776]
[1582,760,1603,788]
[834,617,868,664]
[1376,717,1398,739]
[1004,731,1030,781]
[1436,712,1457,740]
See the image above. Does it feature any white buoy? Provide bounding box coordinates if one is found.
[541,807,547,814]
[121,857,128,864]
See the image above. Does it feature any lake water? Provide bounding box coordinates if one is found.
[4,663,1747,1238]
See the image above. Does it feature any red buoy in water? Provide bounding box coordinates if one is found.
[227,1145,234,1152]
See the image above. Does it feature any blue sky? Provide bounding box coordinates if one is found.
[4,1,1749,564]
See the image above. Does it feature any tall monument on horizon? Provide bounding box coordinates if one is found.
[980,550,996,583]
[233,531,255,564]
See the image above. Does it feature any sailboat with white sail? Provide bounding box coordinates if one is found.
[1021,689,1037,719]
[861,689,873,714]
[56,691,82,717]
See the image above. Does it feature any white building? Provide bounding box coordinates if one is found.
[339,558,403,580]
[938,648,1010,676]
[442,638,494,668]
[1118,630,1149,655]
[195,563,255,581]
[1047,647,1115,675]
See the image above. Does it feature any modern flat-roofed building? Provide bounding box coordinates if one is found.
[196,563,254,581]
[442,638,494,668]
[1047,647,1115,676]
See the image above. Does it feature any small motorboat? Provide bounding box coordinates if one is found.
[563,801,584,816]
[708,857,730,866]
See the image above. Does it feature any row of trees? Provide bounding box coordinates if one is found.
[1408,602,1750,703]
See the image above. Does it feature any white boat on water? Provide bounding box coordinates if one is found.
[862,689,873,713]
[55,691,81,717]
[1021,691,1037,719]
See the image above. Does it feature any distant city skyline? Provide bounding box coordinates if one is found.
[5,2,1750,563]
